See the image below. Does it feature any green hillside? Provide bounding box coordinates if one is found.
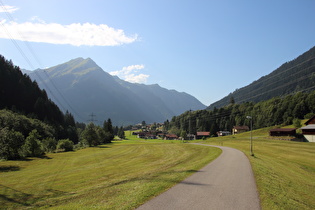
[208,46,315,110]
[167,90,315,138]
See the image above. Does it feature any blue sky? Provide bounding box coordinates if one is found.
[1,0,315,106]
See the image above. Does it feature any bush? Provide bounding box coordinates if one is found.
[304,113,314,119]
[21,129,44,157]
[73,141,88,150]
[57,139,74,152]
[42,137,57,153]
[0,127,25,160]
[293,118,302,128]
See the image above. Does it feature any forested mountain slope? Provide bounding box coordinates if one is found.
[24,58,206,125]
[0,55,78,143]
[0,55,64,125]
[208,46,315,110]
[167,90,315,137]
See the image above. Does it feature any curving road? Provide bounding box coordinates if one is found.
[137,144,261,210]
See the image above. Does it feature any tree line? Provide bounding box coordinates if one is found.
[0,109,118,160]
[165,91,315,137]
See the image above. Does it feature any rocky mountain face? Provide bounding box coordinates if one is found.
[24,58,206,125]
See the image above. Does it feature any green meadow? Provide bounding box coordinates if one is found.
[1,129,314,209]
[203,128,315,210]
[0,140,221,209]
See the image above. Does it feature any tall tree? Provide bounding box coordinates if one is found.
[81,123,99,146]
[118,126,125,139]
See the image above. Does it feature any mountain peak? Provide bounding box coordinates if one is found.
[44,57,101,77]
[24,57,206,124]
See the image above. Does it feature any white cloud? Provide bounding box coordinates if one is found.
[0,20,138,46]
[110,64,149,84]
[30,16,46,24]
[125,74,149,83]
[0,5,19,13]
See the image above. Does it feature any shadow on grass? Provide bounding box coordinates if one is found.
[0,184,74,208]
[8,154,53,162]
[98,145,111,149]
[107,169,207,188]
[39,154,52,159]
[0,184,32,207]
[0,166,20,172]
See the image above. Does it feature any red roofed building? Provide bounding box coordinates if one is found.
[165,134,178,140]
[196,132,210,139]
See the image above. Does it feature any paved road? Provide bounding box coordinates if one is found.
[137,144,261,210]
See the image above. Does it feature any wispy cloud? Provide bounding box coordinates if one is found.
[110,64,149,84]
[0,5,19,13]
[0,19,138,46]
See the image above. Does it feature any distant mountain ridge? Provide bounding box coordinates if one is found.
[24,58,206,125]
[207,46,315,110]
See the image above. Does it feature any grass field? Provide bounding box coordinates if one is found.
[202,128,315,210]
[0,140,221,209]
[1,129,314,209]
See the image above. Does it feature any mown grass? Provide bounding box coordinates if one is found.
[0,140,221,209]
[202,128,315,210]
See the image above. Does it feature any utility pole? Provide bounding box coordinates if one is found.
[247,116,254,156]
[88,113,97,123]
[189,109,192,140]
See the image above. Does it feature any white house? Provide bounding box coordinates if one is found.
[300,115,315,142]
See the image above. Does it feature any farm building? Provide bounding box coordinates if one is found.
[232,126,249,135]
[269,128,297,137]
[164,134,178,140]
[196,132,210,139]
[300,115,315,142]
[217,131,231,136]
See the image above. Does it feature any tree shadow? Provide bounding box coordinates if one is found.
[38,154,52,159]
[0,184,73,208]
[106,169,207,188]
[0,184,32,207]
[0,166,20,172]
[98,145,111,149]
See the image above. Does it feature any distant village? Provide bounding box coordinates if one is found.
[130,115,315,143]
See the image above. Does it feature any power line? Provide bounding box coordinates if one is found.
[236,66,315,104]
[88,113,97,123]
[227,58,315,104]
[0,1,86,122]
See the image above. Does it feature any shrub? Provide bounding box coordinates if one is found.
[304,113,314,119]
[42,137,57,153]
[21,129,44,157]
[57,139,74,152]
[293,118,302,128]
[0,127,25,160]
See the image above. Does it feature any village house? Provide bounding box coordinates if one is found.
[232,126,249,135]
[217,131,231,136]
[300,115,315,142]
[196,132,210,139]
[269,128,297,137]
[164,134,178,140]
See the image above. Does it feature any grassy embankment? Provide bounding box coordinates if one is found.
[0,138,221,209]
[202,126,315,210]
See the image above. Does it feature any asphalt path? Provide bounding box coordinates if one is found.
[137,144,261,210]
